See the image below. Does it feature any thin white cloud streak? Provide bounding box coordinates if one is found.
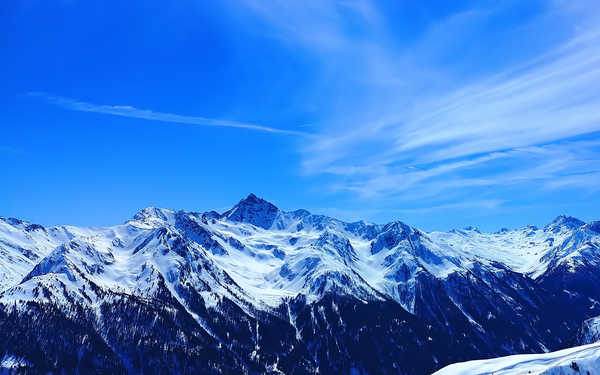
[30,93,312,137]
[331,140,600,200]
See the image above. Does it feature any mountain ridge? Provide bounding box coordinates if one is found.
[2,192,589,235]
[0,194,599,374]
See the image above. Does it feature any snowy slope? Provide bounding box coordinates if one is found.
[0,194,599,374]
[428,215,599,278]
[1,219,255,318]
[0,217,110,291]
[1,195,599,318]
[433,342,600,375]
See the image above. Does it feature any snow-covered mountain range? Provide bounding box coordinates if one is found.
[1,193,599,374]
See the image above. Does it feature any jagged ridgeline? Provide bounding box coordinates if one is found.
[0,194,599,374]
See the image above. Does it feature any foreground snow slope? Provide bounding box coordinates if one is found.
[434,342,600,375]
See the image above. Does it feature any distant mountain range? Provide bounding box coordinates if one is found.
[1,193,599,374]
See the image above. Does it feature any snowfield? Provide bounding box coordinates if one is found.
[434,342,600,375]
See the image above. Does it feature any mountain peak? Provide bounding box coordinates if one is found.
[222,194,280,229]
[291,208,311,218]
[240,193,268,205]
[131,207,175,224]
[232,193,279,211]
[547,215,585,231]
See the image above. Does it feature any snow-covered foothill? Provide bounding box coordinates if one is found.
[434,342,600,375]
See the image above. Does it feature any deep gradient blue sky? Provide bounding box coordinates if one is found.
[2,0,600,232]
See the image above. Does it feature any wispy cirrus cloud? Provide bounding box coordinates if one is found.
[331,140,600,200]
[29,93,311,137]
[310,28,600,200]
[388,31,600,163]
[237,0,600,207]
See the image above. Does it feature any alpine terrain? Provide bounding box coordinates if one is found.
[434,342,600,374]
[1,194,599,374]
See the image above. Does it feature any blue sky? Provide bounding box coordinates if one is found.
[1,0,600,231]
